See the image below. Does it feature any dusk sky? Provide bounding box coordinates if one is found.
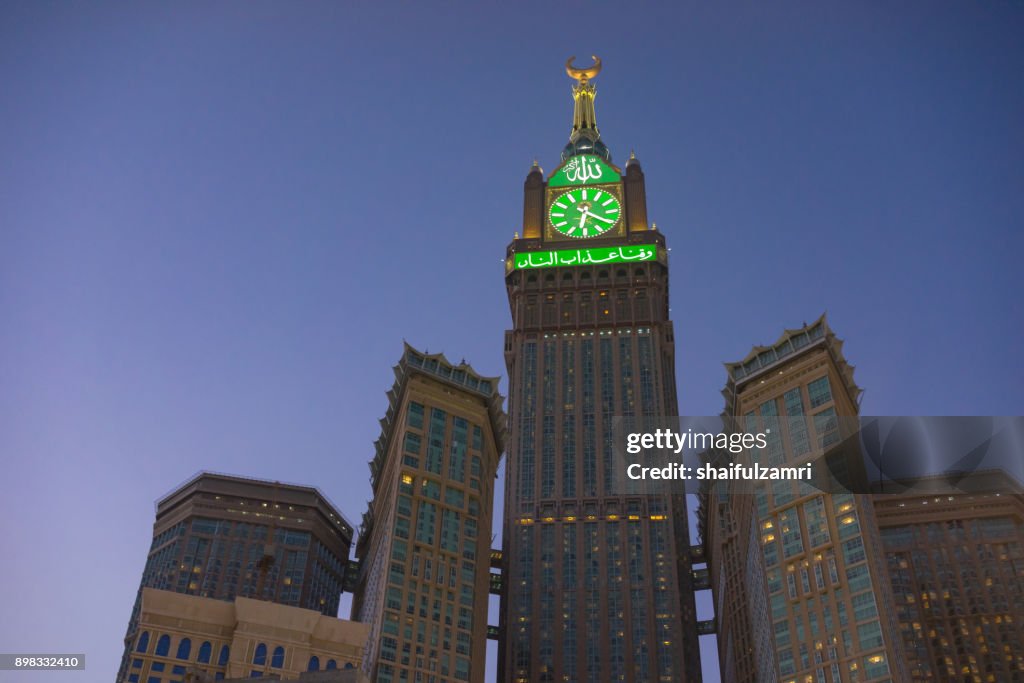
[2,3,1023,682]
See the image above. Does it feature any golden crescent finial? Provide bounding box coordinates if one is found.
[566,55,602,82]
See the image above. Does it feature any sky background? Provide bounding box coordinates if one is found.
[2,2,1023,682]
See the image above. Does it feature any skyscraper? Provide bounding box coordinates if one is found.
[700,316,907,683]
[118,472,355,682]
[498,57,701,683]
[351,343,505,683]
[872,471,1024,681]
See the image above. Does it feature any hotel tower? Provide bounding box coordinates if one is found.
[700,317,907,683]
[351,344,505,683]
[498,57,702,683]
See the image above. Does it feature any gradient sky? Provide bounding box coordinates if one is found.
[2,3,1023,682]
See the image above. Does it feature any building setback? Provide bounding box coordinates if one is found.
[125,588,369,682]
[498,58,701,683]
[118,472,354,682]
[700,315,907,683]
[873,471,1024,681]
[351,343,505,683]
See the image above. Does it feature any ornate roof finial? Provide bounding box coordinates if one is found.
[565,55,602,83]
[562,55,611,162]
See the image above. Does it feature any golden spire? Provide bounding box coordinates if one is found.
[566,55,601,143]
[562,56,610,161]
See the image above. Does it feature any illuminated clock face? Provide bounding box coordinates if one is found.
[548,187,621,239]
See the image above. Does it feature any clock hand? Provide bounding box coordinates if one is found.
[577,211,587,231]
[581,210,615,224]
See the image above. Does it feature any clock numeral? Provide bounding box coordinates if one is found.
[567,194,577,203]
[602,198,614,206]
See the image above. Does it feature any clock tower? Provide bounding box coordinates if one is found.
[499,58,702,682]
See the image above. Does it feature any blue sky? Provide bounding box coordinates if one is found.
[2,2,1022,682]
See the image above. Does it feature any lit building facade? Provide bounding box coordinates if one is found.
[873,471,1024,681]
[118,472,354,682]
[700,316,907,683]
[351,344,505,683]
[498,57,701,683]
[124,588,369,682]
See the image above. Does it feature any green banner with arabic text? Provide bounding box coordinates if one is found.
[511,244,658,270]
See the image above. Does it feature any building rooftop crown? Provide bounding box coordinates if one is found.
[562,55,611,162]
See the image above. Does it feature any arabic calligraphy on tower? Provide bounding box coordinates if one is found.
[508,244,659,271]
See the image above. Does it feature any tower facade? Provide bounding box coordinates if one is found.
[499,57,701,683]
[872,471,1024,681]
[126,588,369,682]
[700,316,907,683]
[351,344,505,683]
[118,472,354,682]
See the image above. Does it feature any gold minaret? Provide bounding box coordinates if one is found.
[565,55,602,145]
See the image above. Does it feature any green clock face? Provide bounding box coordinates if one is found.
[548,187,621,239]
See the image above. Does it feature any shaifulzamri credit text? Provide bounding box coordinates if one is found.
[626,461,813,481]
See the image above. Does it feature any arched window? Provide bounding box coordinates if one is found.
[198,642,212,664]
[253,643,267,666]
[344,662,354,669]
[326,659,337,670]
[218,645,230,666]
[136,631,150,653]
[176,638,191,660]
[271,646,284,668]
[307,656,320,672]
[155,635,171,657]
